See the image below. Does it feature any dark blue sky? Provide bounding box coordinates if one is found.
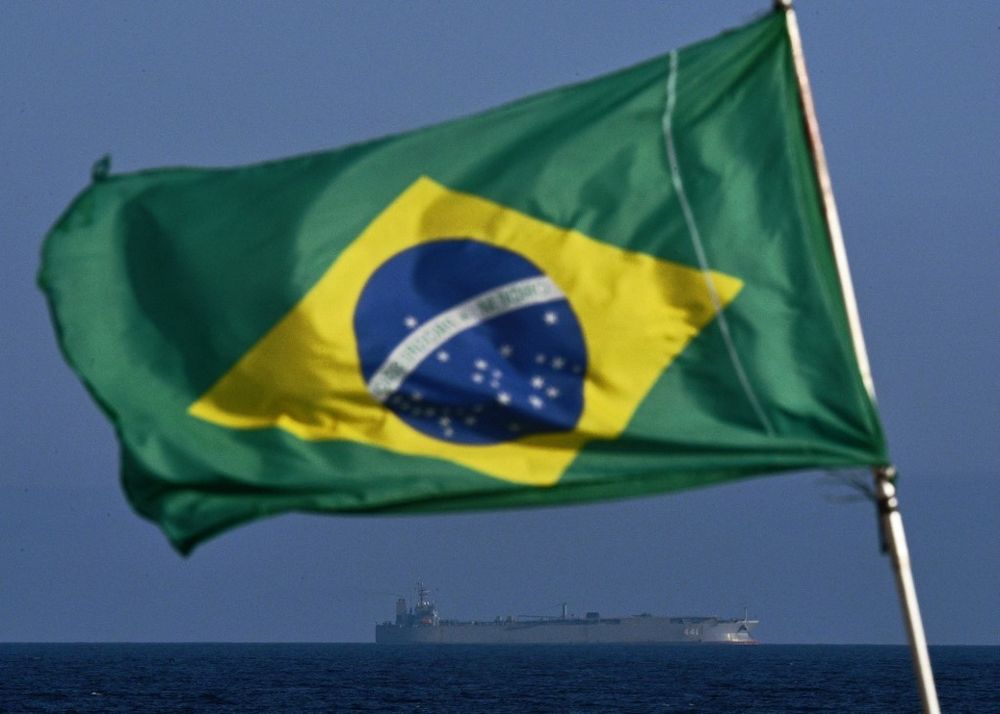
[2,2,997,644]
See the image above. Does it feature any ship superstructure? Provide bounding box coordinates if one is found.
[376,583,758,645]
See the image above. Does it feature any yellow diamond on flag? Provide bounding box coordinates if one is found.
[189,177,743,486]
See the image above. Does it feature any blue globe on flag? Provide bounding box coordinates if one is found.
[354,239,587,445]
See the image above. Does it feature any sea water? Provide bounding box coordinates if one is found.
[1,644,996,712]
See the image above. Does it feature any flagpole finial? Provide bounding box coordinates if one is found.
[774,0,793,10]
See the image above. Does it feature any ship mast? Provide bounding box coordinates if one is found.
[416,581,431,608]
[413,581,439,626]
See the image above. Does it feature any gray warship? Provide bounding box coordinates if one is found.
[375,583,758,645]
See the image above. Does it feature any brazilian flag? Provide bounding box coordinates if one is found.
[39,11,887,553]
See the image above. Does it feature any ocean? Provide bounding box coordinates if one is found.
[0,644,996,713]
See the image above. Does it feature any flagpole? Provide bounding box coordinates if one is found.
[776,2,940,712]
[874,466,940,713]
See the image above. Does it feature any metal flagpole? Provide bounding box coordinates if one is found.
[775,2,940,711]
[874,466,940,713]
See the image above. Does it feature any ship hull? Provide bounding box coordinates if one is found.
[375,616,756,645]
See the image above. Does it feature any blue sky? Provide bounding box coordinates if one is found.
[2,1,997,644]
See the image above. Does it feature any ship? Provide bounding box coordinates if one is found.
[375,583,758,645]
